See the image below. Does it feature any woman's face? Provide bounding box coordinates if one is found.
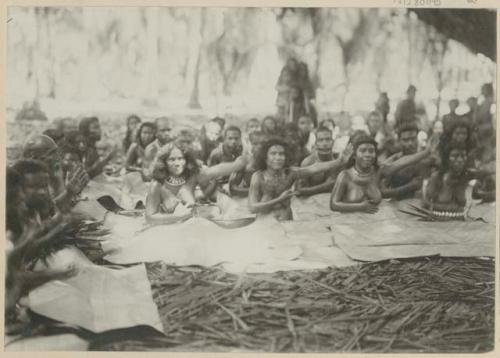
[166,147,186,176]
[451,127,468,144]
[266,145,286,170]
[140,126,155,147]
[355,143,376,171]
[448,148,467,172]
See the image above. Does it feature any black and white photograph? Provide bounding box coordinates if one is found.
[3,2,497,353]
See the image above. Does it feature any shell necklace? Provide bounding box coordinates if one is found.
[166,175,186,186]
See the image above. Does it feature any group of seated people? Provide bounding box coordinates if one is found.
[7,103,497,234]
[4,97,496,332]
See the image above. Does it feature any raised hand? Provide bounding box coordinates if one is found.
[279,188,297,200]
[340,143,354,164]
[66,164,89,196]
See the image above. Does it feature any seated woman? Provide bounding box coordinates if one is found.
[145,143,249,225]
[248,137,352,221]
[423,142,495,217]
[124,122,157,174]
[330,134,437,214]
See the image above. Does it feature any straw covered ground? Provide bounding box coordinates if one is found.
[93,256,495,353]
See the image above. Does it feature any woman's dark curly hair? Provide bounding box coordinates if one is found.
[254,136,293,171]
[345,132,379,169]
[135,122,157,149]
[438,118,475,160]
[438,141,468,175]
[151,142,200,182]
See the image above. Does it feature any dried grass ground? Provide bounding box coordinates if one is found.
[93,256,494,353]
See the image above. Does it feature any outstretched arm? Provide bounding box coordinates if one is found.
[297,177,335,197]
[293,144,352,179]
[381,135,439,178]
[198,156,247,184]
[380,177,422,199]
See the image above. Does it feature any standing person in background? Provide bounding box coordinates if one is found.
[441,99,460,133]
[464,96,478,123]
[394,85,417,129]
[375,92,390,124]
[475,83,495,135]
[297,62,317,127]
[275,58,300,122]
[78,116,117,179]
[122,114,142,154]
[285,87,307,125]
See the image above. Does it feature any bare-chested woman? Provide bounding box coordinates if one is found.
[330,134,438,214]
[423,143,494,216]
[248,137,352,221]
[145,143,249,225]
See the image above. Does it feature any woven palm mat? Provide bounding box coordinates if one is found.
[95,256,494,352]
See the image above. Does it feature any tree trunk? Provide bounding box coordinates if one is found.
[45,9,56,98]
[143,7,159,106]
[186,9,205,109]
